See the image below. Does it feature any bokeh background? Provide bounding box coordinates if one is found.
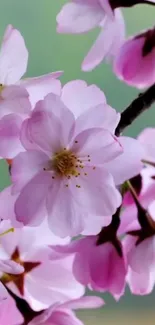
[0,1,155,324]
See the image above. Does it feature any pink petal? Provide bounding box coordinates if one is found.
[90,243,126,299]
[61,80,106,118]
[19,72,62,108]
[127,268,155,295]
[12,150,49,193]
[0,114,24,159]
[27,94,75,154]
[15,171,52,226]
[0,187,22,227]
[105,136,145,185]
[114,34,155,88]
[82,9,125,71]
[0,25,28,84]
[0,259,24,274]
[75,103,120,135]
[82,215,112,235]
[47,179,84,237]
[71,128,123,165]
[127,236,155,273]
[71,166,122,216]
[138,127,155,162]
[62,296,105,310]
[0,85,31,120]
[57,3,104,34]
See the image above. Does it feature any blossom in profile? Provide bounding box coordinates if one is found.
[28,296,104,325]
[57,1,125,71]
[114,27,155,88]
[49,219,127,300]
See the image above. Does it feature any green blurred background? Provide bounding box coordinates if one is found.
[0,1,155,323]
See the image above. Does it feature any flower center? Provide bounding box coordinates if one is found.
[52,149,78,177]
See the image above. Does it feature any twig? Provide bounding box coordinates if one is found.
[115,83,155,136]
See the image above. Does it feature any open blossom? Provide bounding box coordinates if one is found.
[0,295,23,325]
[29,296,104,325]
[114,27,155,88]
[0,220,84,311]
[0,25,62,160]
[57,1,125,71]
[11,92,123,237]
[9,82,144,237]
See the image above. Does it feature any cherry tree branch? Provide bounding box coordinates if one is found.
[115,83,155,136]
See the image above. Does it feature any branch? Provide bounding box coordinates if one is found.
[115,83,155,136]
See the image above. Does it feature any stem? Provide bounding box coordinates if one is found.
[115,83,155,136]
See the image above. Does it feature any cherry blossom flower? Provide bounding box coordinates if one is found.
[114,27,155,88]
[28,296,104,325]
[57,1,125,71]
[49,207,127,300]
[0,295,23,325]
[0,220,84,311]
[11,92,124,237]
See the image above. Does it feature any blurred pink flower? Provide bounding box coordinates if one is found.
[0,295,23,325]
[50,234,127,300]
[0,220,84,311]
[28,296,104,325]
[114,27,155,88]
[57,1,125,71]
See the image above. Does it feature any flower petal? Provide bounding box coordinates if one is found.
[57,3,104,34]
[15,171,52,226]
[19,72,62,108]
[82,9,125,71]
[61,80,106,118]
[75,103,120,135]
[12,150,49,193]
[0,25,28,84]
[0,85,31,119]
[71,128,123,165]
[105,136,145,185]
[0,114,24,159]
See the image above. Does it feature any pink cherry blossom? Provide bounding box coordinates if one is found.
[11,92,125,237]
[0,220,84,311]
[28,296,104,325]
[0,295,23,325]
[114,27,155,88]
[50,233,127,300]
[57,1,125,71]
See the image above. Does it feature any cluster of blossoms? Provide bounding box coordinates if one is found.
[0,1,155,324]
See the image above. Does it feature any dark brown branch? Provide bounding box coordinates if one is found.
[115,83,155,136]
